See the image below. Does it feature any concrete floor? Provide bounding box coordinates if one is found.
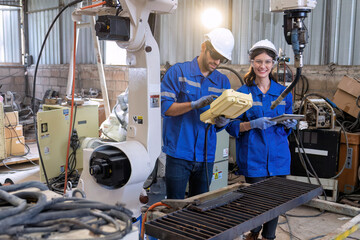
[276,206,360,239]
[1,143,360,239]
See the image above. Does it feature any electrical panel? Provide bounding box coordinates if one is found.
[210,130,229,191]
[37,104,99,182]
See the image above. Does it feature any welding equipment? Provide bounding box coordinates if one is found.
[304,98,336,129]
[269,0,317,109]
[289,128,340,179]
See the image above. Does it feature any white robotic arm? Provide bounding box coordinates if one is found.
[73,0,177,218]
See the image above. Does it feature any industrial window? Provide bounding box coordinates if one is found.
[0,5,22,64]
[104,41,127,65]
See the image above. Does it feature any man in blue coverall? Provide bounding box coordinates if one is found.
[161,28,235,199]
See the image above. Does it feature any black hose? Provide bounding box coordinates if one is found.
[143,158,159,189]
[32,0,83,189]
[0,181,48,192]
[0,189,27,219]
[271,67,302,109]
[0,182,133,239]
[0,191,47,232]
[204,124,212,192]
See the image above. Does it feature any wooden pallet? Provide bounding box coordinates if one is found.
[0,142,39,167]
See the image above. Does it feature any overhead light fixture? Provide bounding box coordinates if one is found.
[201,8,222,29]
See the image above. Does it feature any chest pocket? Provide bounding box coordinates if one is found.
[179,77,199,102]
[246,106,263,120]
[246,99,264,120]
[275,100,287,115]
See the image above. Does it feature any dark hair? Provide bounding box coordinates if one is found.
[243,48,277,86]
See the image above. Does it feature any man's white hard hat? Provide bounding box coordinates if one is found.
[249,39,278,58]
[204,28,235,61]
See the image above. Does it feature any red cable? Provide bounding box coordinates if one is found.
[80,1,106,10]
[140,202,171,239]
[63,21,77,195]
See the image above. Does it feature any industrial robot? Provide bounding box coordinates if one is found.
[72,0,177,218]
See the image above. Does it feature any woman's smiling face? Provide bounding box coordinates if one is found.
[251,52,274,79]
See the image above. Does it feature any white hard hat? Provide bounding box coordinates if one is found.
[249,39,278,58]
[204,28,234,61]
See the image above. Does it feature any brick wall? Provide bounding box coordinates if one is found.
[3,64,360,109]
[0,66,26,99]
[27,64,128,108]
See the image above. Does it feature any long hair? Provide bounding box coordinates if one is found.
[243,48,277,86]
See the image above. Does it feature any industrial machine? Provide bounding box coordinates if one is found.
[37,103,99,182]
[72,0,177,218]
[304,98,336,129]
[269,0,316,109]
[210,131,230,191]
[289,128,340,178]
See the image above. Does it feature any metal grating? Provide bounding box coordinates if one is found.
[145,177,322,240]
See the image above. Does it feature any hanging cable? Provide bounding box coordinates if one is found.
[204,123,212,191]
[32,0,83,190]
[80,1,106,10]
[63,21,78,195]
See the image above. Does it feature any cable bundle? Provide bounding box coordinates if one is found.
[0,181,133,240]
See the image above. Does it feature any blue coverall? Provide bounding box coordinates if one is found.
[161,57,231,199]
[226,79,293,239]
[226,80,293,177]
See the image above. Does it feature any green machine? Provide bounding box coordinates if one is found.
[37,103,99,182]
[210,130,229,191]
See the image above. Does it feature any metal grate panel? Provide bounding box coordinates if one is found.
[145,177,322,240]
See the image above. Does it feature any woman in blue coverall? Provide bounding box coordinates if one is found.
[226,39,297,240]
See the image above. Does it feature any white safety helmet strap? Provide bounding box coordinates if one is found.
[204,28,235,61]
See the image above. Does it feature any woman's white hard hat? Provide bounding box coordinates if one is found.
[249,39,278,58]
[204,28,235,61]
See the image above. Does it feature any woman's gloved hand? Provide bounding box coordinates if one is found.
[214,116,230,128]
[280,119,298,129]
[250,117,276,130]
[191,95,217,109]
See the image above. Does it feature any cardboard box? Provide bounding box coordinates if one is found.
[5,124,23,139]
[5,136,25,157]
[4,111,19,126]
[332,75,360,118]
